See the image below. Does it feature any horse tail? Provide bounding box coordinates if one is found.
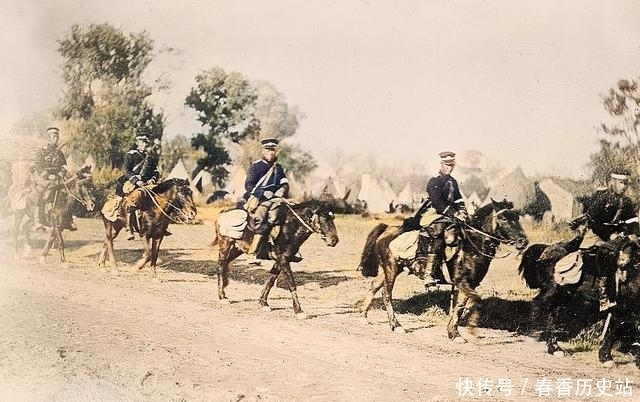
[358,223,388,277]
[518,244,548,289]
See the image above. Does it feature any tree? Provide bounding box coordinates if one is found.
[591,79,640,184]
[185,68,260,186]
[185,69,316,187]
[58,24,165,168]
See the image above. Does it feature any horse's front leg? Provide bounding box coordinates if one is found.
[216,240,242,301]
[40,228,56,263]
[278,259,306,319]
[135,235,151,270]
[447,285,470,341]
[56,226,66,263]
[149,236,164,281]
[259,263,279,311]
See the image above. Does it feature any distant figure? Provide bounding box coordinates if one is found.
[413,151,469,288]
[243,138,289,265]
[29,126,76,231]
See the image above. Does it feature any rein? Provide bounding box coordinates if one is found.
[62,177,91,207]
[141,185,194,224]
[283,200,321,234]
[459,209,517,259]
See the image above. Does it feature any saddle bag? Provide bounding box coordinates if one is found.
[553,251,583,285]
[218,209,249,239]
[389,230,420,259]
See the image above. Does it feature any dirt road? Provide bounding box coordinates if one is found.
[1,216,638,401]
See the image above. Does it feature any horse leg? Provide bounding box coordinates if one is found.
[360,271,385,320]
[56,226,66,263]
[40,228,56,263]
[278,260,306,319]
[380,264,403,332]
[216,239,241,301]
[259,263,279,311]
[598,312,618,367]
[149,236,164,280]
[447,284,470,341]
[101,219,118,268]
[541,286,566,356]
[134,236,151,270]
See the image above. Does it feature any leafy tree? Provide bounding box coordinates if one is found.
[185,67,260,186]
[57,23,165,168]
[186,70,316,187]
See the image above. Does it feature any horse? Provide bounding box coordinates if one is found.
[213,199,339,319]
[12,165,96,262]
[518,229,640,365]
[98,178,198,278]
[358,199,529,340]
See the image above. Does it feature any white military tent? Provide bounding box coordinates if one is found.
[191,169,214,201]
[357,174,394,213]
[223,166,247,202]
[167,159,190,180]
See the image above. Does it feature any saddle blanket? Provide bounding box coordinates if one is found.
[553,251,583,285]
[217,209,248,239]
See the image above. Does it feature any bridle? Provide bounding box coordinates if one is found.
[460,208,522,259]
[139,182,196,224]
[62,175,93,208]
[283,200,326,236]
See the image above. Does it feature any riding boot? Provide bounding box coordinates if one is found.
[598,276,616,312]
[246,234,264,265]
[424,237,444,288]
[126,211,138,241]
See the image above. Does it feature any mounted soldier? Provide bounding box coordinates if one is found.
[29,126,76,232]
[575,169,640,312]
[116,134,164,240]
[412,151,469,288]
[243,138,290,265]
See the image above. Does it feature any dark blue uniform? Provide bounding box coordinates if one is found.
[584,189,639,241]
[244,159,288,201]
[116,149,159,196]
[426,173,466,217]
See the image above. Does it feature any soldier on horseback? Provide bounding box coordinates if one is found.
[243,138,290,265]
[576,169,639,312]
[413,151,469,288]
[29,126,76,232]
[116,134,164,240]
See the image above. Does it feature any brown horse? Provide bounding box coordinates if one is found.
[13,165,96,262]
[213,199,339,319]
[358,199,529,340]
[98,178,197,278]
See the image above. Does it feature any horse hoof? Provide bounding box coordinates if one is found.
[296,312,307,320]
[392,326,406,334]
[453,336,467,344]
[602,360,616,368]
[260,305,272,312]
[553,350,566,358]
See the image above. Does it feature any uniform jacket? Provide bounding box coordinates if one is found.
[122,149,159,184]
[244,159,288,201]
[584,188,639,240]
[426,173,466,216]
[34,144,66,176]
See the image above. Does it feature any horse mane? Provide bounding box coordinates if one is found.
[470,203,495,226]
[152,178,188,194]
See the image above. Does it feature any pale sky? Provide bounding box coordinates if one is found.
[2,0,640,179]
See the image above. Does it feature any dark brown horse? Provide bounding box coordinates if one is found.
[213,199,339,319]
[518,230,640,366]
[359,199,529,340]
[13,165,96,262]
[98,178,197,278]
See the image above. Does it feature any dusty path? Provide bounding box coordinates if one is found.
[0,216,638,401]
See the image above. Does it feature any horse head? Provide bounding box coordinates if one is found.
[66,166,96,212]
[294,200,339,247]
[153,178,198,223]
[481,198,529,250]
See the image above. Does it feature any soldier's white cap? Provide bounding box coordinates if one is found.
[261,138,279,149]
[439,151,456,166]
[47,126,60,135]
